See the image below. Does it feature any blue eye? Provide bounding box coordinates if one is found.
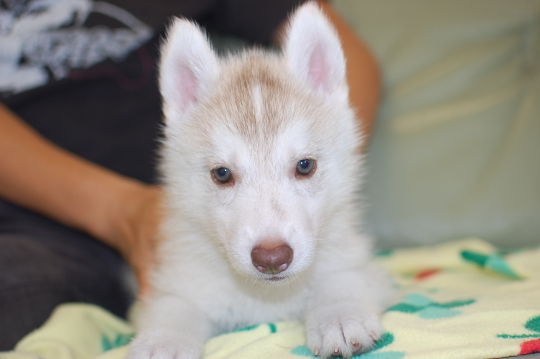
[213,167,232,184]
[296,159,316,176]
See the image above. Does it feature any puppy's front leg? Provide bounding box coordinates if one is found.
[305,267,389,359]
[127,295,211,359]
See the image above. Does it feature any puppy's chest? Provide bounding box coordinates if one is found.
[195,276,311,333]
[213,290,309,333]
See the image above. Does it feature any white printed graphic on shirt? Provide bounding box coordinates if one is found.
[0,0,153,93]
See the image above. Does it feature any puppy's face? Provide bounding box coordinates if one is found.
[159,4,361,283]
[192,71,343,282]
[201,102,325,281]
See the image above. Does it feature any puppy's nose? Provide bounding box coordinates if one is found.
[251,242,293,274]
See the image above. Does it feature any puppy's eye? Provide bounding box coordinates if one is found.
[212,167,233,184]
[296,159,316,176]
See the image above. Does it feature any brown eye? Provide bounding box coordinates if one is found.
[213,167,232,184]
[296,159,316,176]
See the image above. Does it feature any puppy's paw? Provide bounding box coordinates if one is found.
[305,302,384,358]
[126,333,202,359]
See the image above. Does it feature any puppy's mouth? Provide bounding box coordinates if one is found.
[252,270,291,283]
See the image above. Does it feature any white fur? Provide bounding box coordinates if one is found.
[127,3,394,359]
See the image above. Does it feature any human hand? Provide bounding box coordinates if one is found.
[0,104,164,296]
[95,183,164,297]
[118,184,163,297]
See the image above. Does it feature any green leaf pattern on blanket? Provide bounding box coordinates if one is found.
[101,333,134,352]
[375,249,394,257]
[526,317,540,333]
[386,293,475,319]
[291,332,405,359]
[461,250,521,279]
[497,315,540,339]
[232,324,259,332]
[232,323,277,333]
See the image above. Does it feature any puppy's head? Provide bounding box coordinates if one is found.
[159,3,363,283]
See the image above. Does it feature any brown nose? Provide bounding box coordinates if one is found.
[251,242,293,274]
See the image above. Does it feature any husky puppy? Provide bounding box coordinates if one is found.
[127,3,394,359]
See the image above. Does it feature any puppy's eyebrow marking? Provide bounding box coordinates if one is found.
[251,82,263,125]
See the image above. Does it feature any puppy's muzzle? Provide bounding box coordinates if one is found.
[251,241,293,274]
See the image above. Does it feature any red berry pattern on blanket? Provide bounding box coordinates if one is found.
[498,316,540,355]
[414,268,441,281]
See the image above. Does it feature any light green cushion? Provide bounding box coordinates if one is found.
[334,0,540,248]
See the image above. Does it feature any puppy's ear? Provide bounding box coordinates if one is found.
[159,18,218,121]
[284,2,347,99]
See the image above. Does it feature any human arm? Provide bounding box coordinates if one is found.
[317,1,381,145]
[0,103,161,295]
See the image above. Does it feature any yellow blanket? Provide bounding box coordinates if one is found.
[2,238,540,359]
